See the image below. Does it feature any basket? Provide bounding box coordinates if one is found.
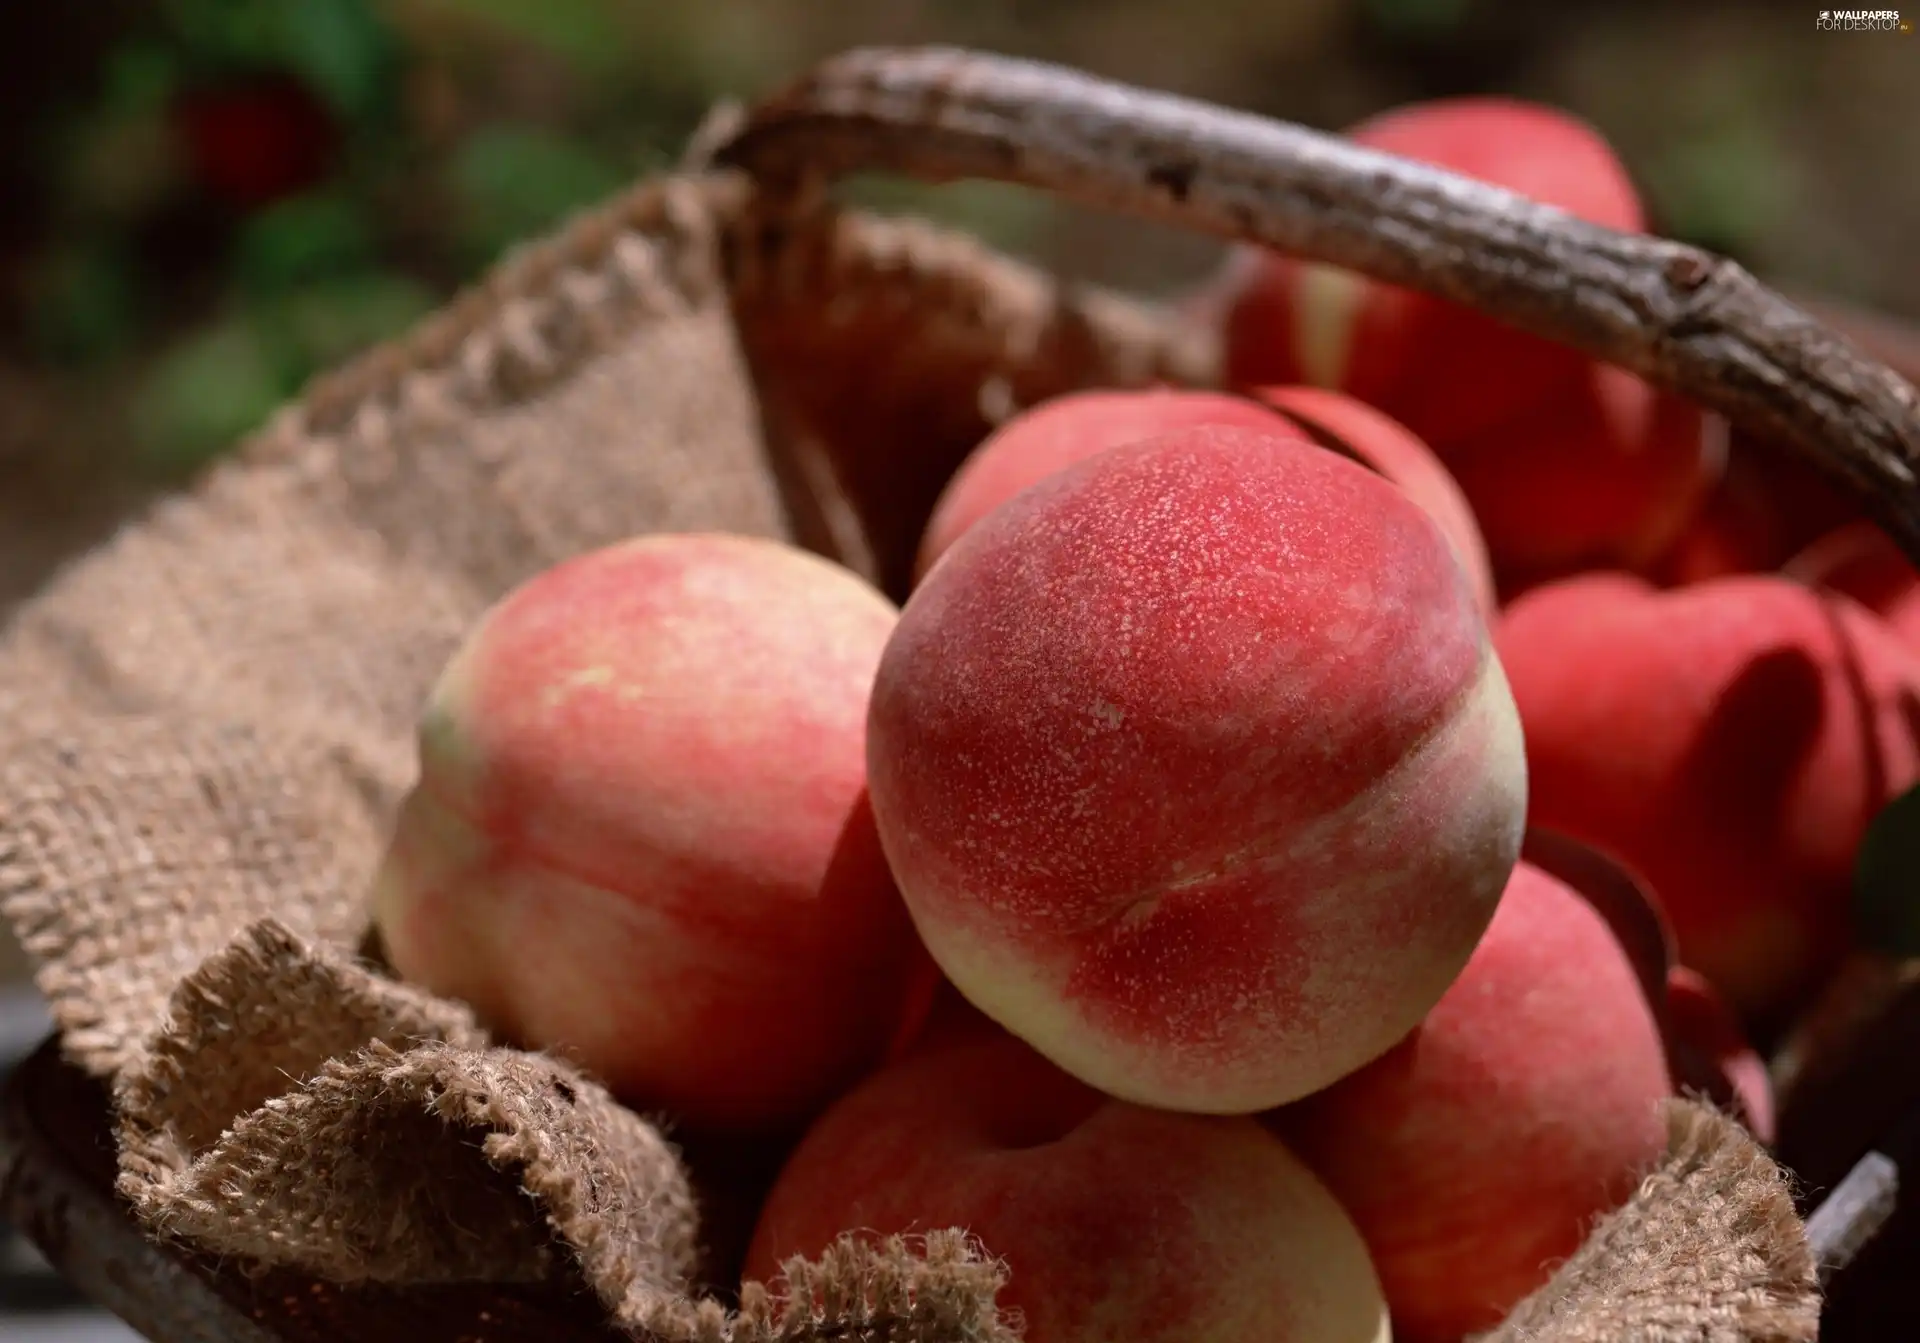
[4,46,1919,1343]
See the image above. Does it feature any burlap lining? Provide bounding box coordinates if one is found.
[0,168,1818,1340]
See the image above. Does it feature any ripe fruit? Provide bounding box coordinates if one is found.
[869,424,1527,1114]
[370,533,933,1131]
[1218,97,1718,576]
[1250,385,1496,615]
[747,1032,1393,1343]
[914,388,1305,580]
[1496,572,1920,1021]
[1436,367,1722,577]
[1222,97,1643,447]
[1267,861,1672,1343]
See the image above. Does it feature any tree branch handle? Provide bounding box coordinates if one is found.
[709,45,1920,566]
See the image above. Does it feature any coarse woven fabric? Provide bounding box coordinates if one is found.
[0,166,1816,1342]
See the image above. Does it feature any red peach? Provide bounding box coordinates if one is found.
[1267,861,1672,1343]
[1522,831,1774,1142]
[1785,521,1920,652]
[869,425,1528,1113]
[1249,385,1497,615]
[1222,97,1644,448]
[746,1033,1392,1343]
[1665,965,1777,1144]
[914,388,1305,581]
[1496,572,1920,1021]
[1217,100,1722,579]
[1439,366,1724,578]
[371,533,933,1131]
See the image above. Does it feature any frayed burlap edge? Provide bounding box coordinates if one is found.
[111,919,547,1286]
[723,1233,1016,1343]
[105,917,1020,1343]
[1477,1102,1819,1343]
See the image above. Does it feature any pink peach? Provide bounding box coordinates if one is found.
[371,533,933,1131]
[1439,365,1723,577]
[914,388,1305,581]
[868,424,1528,1113]
[1267,861,1672,1343]
[1496,571,1920,1022]
[1222,97,1644,448]
[1217,99,1723,578]
[1648,451,1798,586]
[1249,384,1497,615]
[747,1032,1392,1343]
[1648,442,1866,587]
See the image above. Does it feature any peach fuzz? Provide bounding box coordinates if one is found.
[1221,96,1644,449]
[1248,385,1496,615]
[868,425,1528,1114]
[1266,861,1671,1343]
[914,388,1305,581]
[1495,572,1920,1023]
[370,532,933,1132]
[746,1032,1392,1343]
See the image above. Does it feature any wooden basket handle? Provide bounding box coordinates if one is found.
[708,45,1920,566]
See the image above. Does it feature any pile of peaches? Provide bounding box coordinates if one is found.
[368,97,1920,1343]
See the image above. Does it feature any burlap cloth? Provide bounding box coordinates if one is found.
[0,167,1819,1341]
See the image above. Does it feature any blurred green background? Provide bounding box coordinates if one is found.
[0,0,1916,643]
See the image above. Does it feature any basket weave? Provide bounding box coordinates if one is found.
[0,96,1825,1343]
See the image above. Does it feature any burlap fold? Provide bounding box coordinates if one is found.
[1475,1104,1819,1343]
[0,164,1817,1341]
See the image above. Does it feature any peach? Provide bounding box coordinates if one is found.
[1496,572,1920,1023]
[370,533,933,1131]
[1221,97,1644,448]
[1520,831,1774,1141]
[1266,861,1672,1343]
[1785,521,1920,652]
[1248,385,1496,615]
[1218,99,1723,577]
[1442,367,1723,579]
[868,424,1528,1113]
[746,1032,1392,1343]
[914,388,1305,580]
